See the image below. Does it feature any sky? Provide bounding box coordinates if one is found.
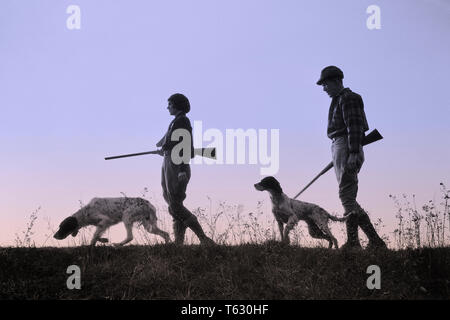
[1,0,449,246]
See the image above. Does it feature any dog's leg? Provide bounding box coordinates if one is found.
[277,220,284,242]
[91,225,108,246]
[308,223,334,248]
[325,237,336,249]
[283,215,299,244]
[115,221,133,246]
[90,214,114,246]
[314,219,339,249]
[147,224,171,243]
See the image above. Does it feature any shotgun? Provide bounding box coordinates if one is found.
[293,129,383,199]
[105,147,216,160]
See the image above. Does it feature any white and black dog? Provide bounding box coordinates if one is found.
[53,197,171,246]
[254,176,350,248]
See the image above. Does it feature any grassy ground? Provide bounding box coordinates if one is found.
[0,242,449,300]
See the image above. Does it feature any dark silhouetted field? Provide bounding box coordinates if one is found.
[0,243,449,300]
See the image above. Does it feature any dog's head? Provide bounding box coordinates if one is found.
[53,217,79,240]
[254,176,283,194]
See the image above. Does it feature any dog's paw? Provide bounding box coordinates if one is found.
[98,238,109,243]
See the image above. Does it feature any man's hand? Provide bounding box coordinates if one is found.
[347,152,363,171]
[178,172,188,183]
[156,149,164,156]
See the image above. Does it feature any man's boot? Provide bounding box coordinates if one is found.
[183,216,215,245]
[341,212,362,250]
[173,220,187,245]
[357,208,387,250]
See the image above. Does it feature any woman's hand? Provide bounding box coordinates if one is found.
[156,136,165,148]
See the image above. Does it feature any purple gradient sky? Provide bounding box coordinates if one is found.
[1,0,449,245]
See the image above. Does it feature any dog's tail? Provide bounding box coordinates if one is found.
[327,212,352,222]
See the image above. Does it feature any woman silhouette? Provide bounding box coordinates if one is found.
[156,93,214,245]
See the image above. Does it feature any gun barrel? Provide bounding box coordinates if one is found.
[105,151,159,160]
[105,147,216,160]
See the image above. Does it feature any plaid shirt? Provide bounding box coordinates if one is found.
[327,88,369,153]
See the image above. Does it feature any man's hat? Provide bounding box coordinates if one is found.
[316,66,344,85]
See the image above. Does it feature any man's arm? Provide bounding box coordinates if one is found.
[341,94,368,153]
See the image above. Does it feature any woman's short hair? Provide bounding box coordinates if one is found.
[168,93,190,113]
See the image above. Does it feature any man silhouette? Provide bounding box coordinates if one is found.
[317,66,386,250]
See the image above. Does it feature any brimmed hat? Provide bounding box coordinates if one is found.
[316,66,344,85]
[168,93,190,113]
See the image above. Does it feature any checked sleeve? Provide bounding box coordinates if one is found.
[341,93,369,153]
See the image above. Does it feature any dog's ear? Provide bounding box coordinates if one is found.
[54,217,79,240]
[273,179,283,193]
[61,217,78,233]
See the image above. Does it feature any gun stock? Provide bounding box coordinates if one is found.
[362,129,383,146]
[194,147,216,159]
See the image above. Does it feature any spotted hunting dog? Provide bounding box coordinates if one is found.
[53,197,171,246]
[254,176,350,248]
